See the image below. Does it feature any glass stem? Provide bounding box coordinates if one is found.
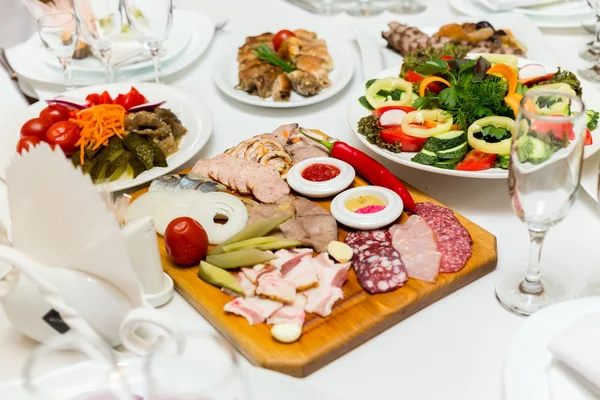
[59,56,74,91]
[100,48,115,83]
[595,14,600,45]
[151,47,162,84]
[358,0,371,15]
[520,230,546,295]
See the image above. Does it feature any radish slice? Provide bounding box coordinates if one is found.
[188,192,248,245]
[128,101,166,112]
[379,109,407,127]
[152,191,205,236]
[519,64,547,81]
[125,191,171,223]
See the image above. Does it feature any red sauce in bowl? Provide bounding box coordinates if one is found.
[301,163,341,182]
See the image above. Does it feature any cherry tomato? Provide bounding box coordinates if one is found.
[455,150,497,171]
[272,29,296,51]
[164,217,209,266]
[20,117,52,140]
[16,136,43,154]
[46,121,81,156]
[40,104,71,124]
[379,126,427,152]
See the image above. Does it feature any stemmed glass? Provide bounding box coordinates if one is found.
[346,0,384,16]
[122,0,173,84]
[73,0,122,83]
[579,0,600,82]
[389,0,426,13]
[496,90,587,316]
[37,11,78,91]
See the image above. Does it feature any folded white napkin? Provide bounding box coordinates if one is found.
[478,0,567,11]
[580,152,600,203]
[548,312,600,395]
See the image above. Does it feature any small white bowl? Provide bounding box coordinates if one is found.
[286,157,355,198]
[330,186,403,230]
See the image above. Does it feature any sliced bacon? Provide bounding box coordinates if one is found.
[224,297,283,325]
[267,295,306,325]
[320,265,348,289]
[271,248,313,272]
[235,271,256,297]
[256,273,296,304]
[282,256,319,290]
[241,267,259,284]
[304,286,344,317]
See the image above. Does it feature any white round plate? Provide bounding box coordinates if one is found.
[0,82,212,192]
[0,357,340,400]
[478,0,592,17]
[6,9,214,86]
[448,0,596,28]
[43,16,192,74]
[504,297,600,400]
[346,58,600,179]
[214,36,354,108]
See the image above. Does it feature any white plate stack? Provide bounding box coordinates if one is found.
[5,8,215,86]
[449,0,595,28]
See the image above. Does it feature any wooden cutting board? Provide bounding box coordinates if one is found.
[131,175,497,378]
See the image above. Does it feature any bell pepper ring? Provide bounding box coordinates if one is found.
[467,116,515,155]
[401,109,453,138]
[419,76,451,97]
[299,129,417,213]
[365,77,413,109]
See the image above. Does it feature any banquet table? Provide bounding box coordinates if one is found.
[1,0,600,398]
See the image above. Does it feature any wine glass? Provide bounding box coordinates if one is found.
[389,0,426,14]
[22,334,132,400]
[73,0,122,83]
[579,0,600,82]
[122,0,173,84]
[37,11,78,91]
[345,0,385,16]
[496,90,587,316]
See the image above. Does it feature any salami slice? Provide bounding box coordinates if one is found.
[416,202,472,273]
[345,230,392,255]
[353,245,407,294]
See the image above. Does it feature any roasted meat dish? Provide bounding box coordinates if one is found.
[236,30,333,101]
[382,21,527,57]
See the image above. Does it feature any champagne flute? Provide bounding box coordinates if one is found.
[73,0,122,83]
[122,0,173,84]
[496,90,587,316]
[37,11,78,91]
[389,0,426,13]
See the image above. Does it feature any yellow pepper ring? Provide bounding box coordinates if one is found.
[467,116,515,155]
[401,109,453,138]
[365,77,413,109]
[419,76,452,97]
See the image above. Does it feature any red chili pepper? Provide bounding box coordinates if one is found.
[299,129,416,213]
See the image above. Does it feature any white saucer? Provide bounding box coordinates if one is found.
[287,157,355,198]
[330,186,403,230]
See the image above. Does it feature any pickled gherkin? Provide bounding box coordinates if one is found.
[150,141,168,168]
[123,133,155,170]
[222,237,302,253]
[106,151,132,181]
[209,214,293,255]
[129,157,146,178]
[205,249,277,269]
[197,261,245,296]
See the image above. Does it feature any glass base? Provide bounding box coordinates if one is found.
[389,2,426,13]
[579,44,600,62]
[346,6,384,16]
[578,64,600,83]
[495,268,566,316]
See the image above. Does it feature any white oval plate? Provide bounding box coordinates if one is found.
[346,57,600,179]
[478,0,592,17]
[43,14,192,74]
[6,9,214,86]
[504,297,600,400]
[214,35,354,108]
[0,82,212,192]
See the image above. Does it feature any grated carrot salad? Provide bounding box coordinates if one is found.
[70,104,127,165]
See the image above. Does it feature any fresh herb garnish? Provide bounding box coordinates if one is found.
[366,79,377,89]
[415,59,449,76]
[586,109,599,130]
[358,96,374,111]
[536,95,561,109]
[481,125,511,141]
[376,89,404,101]
[544,68,582,96]
[253,43,295,73]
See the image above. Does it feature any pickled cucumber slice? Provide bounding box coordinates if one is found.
[197,261,245,296]
[222,236,283,253]
[106,151,132,182]
[208,214,293,255]
[205,249,277,269]
[129,158,146,178]
[253,239,304,251]
[123,133,155,170]
[150,141,168,168]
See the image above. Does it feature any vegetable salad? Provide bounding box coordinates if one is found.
[357,48,599,172]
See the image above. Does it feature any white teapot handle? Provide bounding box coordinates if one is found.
[119,308,185,356]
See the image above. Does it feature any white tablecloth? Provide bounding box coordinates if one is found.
[1,1,600,399]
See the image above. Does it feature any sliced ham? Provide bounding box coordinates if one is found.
[256,273,296,304]
[390,215,441,283]
[224,297,283,325]
[304,286,344,317]
[282,256,319,290]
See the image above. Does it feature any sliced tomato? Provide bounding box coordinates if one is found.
[456,150,497,171]
[372,105,416,119]
[113,87,148,110]
[531,119,575,140]
[379,126,427,152]
[585,128,593,146]
[440,55,453,61]
[86,91,113,106]
[405,70,424,84]
[521,73,555,87]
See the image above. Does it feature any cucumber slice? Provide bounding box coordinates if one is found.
[411,148,438,165]
[437,142,468,160]
[497,154,510,169]
[528,137,552,164]
[423,130,467,152]
[434,157,462,170]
